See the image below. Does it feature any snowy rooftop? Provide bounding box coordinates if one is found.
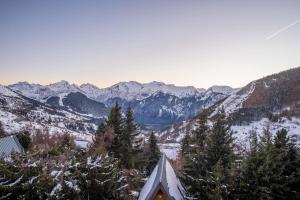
[138,153,186,200]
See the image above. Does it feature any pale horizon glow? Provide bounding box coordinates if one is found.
[1,0,300,89]
[2,66,298,90]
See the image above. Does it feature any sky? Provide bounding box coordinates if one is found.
[0,0,300,89]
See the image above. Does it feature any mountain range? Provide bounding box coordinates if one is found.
[1,67,300,149]
[8,81,235,129]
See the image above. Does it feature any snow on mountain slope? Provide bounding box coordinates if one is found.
[210,82,256,116]
[9,82,54,100]
[0,85,19,97]
[8,81,235,130]
[232,117,300,148]
[9,81,83,102]
[206,85,237,95]
[47,80,84,94]
[10,80,208,102]
[158,116,300,160]
[80,81,206,102]
[158,67,300,147]
[0,85,96,140]
[9,80,236,104]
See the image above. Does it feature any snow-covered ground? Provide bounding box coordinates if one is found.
[211,82,255,116]
[158,117,300,160]
[0,108,94,141]
[0,85,19,97]
[159,143,180,160]
[232,117,300,148]
[0,85,95,142]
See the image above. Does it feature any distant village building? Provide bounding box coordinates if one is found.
[139,153,187,200]
[0,135,24,157]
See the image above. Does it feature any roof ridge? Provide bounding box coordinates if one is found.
[159,153,166,182]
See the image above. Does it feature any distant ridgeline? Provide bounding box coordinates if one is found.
[7,80,234,130]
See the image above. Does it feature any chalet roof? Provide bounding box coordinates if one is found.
[0,135,24,157]
[139,153,187,200]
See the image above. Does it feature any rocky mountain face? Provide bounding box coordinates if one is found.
[159,67,300,144]
[8,81,235,130]
[46,92,109,118]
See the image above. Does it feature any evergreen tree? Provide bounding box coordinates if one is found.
[93,123,106,146]
[260,125,272,147]
[237,129,262,199]
[267,129,300,199]
[96,122,106,134]
[146,132,160,175]
[238,128,300,199]
[249,128,258,152]
[204,108,234,199]
[180,109,210,199]
[180,130,191,157]
[255,126,275,199]
[205,108,234,172]
[59,132,75,152]
[192,108,209,151]
[16,131,32,151]
[106,102,124,158]
[81,154,119,200]
[57,152,120,200]
[0,154,51,200]
[121,106,142,168]
[0,121,5,138]
[209,159,227,199]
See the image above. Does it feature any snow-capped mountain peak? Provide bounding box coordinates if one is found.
[9,80,233,103]
[9,80,84,101]
[47,80,82,94]
[79,81,207,101]
[206,85,235,95]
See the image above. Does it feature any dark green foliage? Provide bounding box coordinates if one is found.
[96,123,106,135]
[181,108,235,199]
[93,105,144,170]
[192,109,209,151]
[16,131,32,151]
[205,108,234,173]
[0,121,5,138]
[0,155,52,200]
[107,102,124,158]
[77,154,120,200]
[205,109,234,199]
[59,132,74,152]
[182,109,300,200]
[237,128,300,199]
[0,152,123,200]
[92,123,106,151]
[180,131,191,157]
[181,109,210,199]
[121,106,143,168]
[146,132,160,175]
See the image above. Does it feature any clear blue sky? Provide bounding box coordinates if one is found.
[1,0,300,88]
